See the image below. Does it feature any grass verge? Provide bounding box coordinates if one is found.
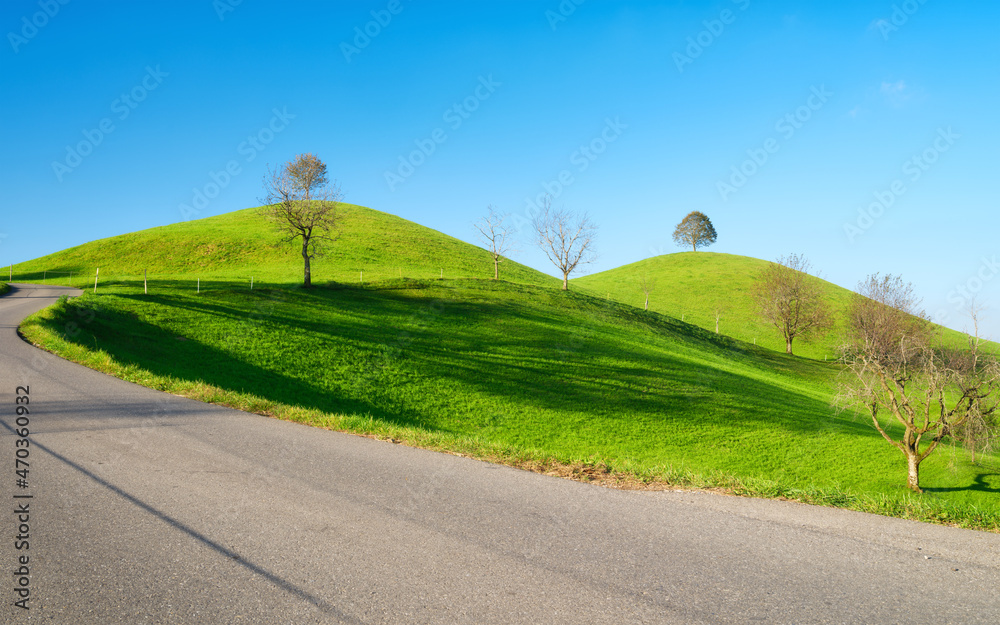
[18,285,1000,533]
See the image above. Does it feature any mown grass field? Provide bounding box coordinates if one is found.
[574,252,975,360]
[13,206,1000,530]
[11,204,557,288]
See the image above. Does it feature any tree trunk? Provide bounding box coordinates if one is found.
[562,272,568,291]
[644,294,648,311]
[494,257,499,280]
[692,242,696,252]
[302,239,312,288]
[785,337,793,354]
[907,452,922,493]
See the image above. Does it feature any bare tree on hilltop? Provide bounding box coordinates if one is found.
[261,153,342,288]
[532,198,597,291]
[672,211,717,252]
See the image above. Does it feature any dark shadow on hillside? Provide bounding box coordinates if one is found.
[38,281,875,444]
[192,287,851,436]
[33,295,433,431]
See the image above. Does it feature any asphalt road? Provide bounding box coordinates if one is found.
[1,283,998,624]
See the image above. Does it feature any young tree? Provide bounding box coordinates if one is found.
[837,274,1000,492]
[672,211,717,252]
[473,205,516,280]
[639,274,656,311]
[532,198,597,291]
[261,153,342,288]
[751,254,832,355]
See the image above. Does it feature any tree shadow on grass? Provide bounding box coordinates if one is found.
[923,473,1000,494]
[53,282,881,445]
[33,296,433,432]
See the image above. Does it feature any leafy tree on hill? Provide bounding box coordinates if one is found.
[752,254,832,355]
[533,198,597,291]
[672,211,717,252]
[261,153,343,288]
[836,275,1000,492]
[473,205,517,280]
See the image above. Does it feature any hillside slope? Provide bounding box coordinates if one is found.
[13,204,558,288]
[14,210,999,528]
[574,252,972,360]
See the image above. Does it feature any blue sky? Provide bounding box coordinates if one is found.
[2,0,998,336]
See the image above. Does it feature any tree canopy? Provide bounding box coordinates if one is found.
[672,211,717,252]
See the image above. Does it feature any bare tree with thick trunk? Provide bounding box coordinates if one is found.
[837,274,1000,492]
[473,205,516,280]
[261,153,342,288]
[751,253,832,355]
[532,198,597,291]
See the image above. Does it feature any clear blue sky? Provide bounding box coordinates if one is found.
[2,0,998,336]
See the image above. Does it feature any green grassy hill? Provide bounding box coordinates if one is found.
[15,210,1000,530]
[12,204,558,288]
[574,252,972,360]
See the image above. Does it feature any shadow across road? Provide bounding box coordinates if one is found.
[0,418,364,624]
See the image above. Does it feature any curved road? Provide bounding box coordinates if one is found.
[1,283,999,623]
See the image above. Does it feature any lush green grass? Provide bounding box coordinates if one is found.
[13,207,1000,530]
[21,279,1000,530]
[0,283,10,296]
[574,252,976,360]
[12,203,558,288]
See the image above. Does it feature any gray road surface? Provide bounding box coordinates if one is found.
[1,283,998,623]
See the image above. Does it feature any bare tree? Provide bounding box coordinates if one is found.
[532,198,597,291]
[714,306,725,334]
[473,205,516,280]
[751,253,833,355]
[261,153,342,288]
[640,274,656,311]
[950,303,1000,464]
[837,274,1000,492]
[672,211,717,252]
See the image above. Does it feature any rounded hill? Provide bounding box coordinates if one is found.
[574,252,855,360]
[13,204,558,288]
